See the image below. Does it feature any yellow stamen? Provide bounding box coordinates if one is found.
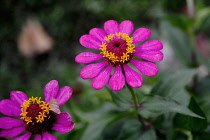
[100,32,135,64]
[20,97,52,124]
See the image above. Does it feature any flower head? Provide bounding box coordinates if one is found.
[75,20,164,91]
[0,80,74,140]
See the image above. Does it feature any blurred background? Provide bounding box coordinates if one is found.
[0,0,210,139]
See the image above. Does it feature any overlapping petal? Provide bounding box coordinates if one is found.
[10,91,28,106]
[42,132,57,140]
[56,86,72,106]
[0,126,26,138]
[0,99,21,117]
[75,52,103,64]
[104,20,118,34]
[132,28,152,44]
[80,61,108,79]
[35,134,42,140]
[13,132,32,140]
[133,51,164,62]
[80,34,101,50]
[52,122,75,133]
[119,20,134,35]
[91,65,113,90]
[130,59,158,76]
[44,80,59,103]
[89,28,106,42]
[0,117,24,129]
[123,64,143,88]
[55,112,73,126]
[135,40,163,51]
[109,65,125,91]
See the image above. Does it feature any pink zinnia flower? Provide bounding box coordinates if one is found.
[75,20,163,91]
[0,80,74,140]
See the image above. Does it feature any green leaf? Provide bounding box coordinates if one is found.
[160,21,192,66]
[194,7,210,31]
[138,129,157,140]
[117,118,157,140]
[139,95,203,119]
[107,87,132,110]
[174,97,207,131]
[151,68,196,105]
[117,119,141,140]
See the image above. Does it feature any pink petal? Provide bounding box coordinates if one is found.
[75,52,103,64]
[89,28,106,42]
[35,134,42,140]
[0,126,26,138]
[104,20,119,34]
[0,99,21,117]
[52,122,75,133]
[55,112,73,126]
[91,65,113,90]
[13,132,32,140]
[10,91,28,106]
[135,40,163,51]
[133,51,164,62]
[56,86,72,106]
[0,117,24,129]
[132,28,152,44]
[123,64,143,88]
[109,65,125,91]
[79,34,101,50]
[42,132,57,140]
[80,61,108,79]
[119,20,134,35]
[130,59,158,76]
[44,80,59,103]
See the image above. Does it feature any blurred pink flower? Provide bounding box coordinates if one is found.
[0,80,74,140]
[75,20,163,91]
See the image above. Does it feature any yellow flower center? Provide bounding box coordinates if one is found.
[100,32,135,65]
[20,96,52,124]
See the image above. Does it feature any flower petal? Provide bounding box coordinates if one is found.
[80,61,108,79]
[135,40,163,51]
[13,132,32,140]
[109,65,125,91]
[123,64,143,88]
[0,99,21,117]
[132,28,152,44]
[119,20,134,35]
[91,65,113,90]
[0,126,26,138]
[79,34,101,50]
[52,122,75,133]
[55,112,73,126]
[44,80,59,103]
[0,117,24,129]
[130,59,158,76]
[89,28,106,42]
[42,132,57,140]
[133,51,164,62]
[35,134,42,140]
[56,86,72,106]
[75,52,103,64]
[10,91,28,106]
[104,20,119,34]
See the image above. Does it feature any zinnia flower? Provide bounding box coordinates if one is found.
[75,20,163,91]
[0,80,74,140]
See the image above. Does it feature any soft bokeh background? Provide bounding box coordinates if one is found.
[1,0,210,139]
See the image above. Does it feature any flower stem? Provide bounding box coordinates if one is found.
[126,84,148,131]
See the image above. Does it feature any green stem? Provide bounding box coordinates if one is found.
[126,84,149,131]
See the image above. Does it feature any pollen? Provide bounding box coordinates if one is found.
[100,32,135,65]
[20,96,52,124]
